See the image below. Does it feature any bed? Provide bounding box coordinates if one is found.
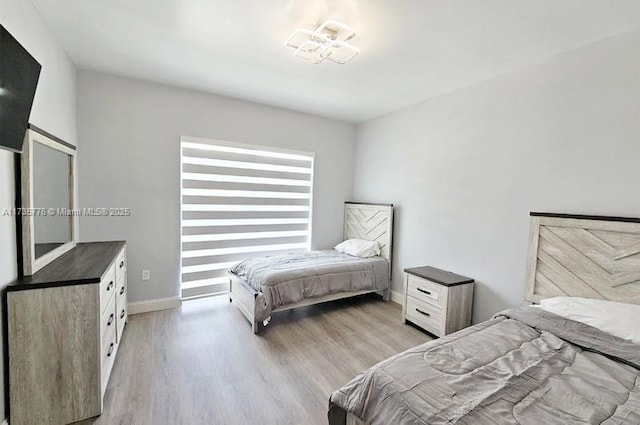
[329,212,640,425]
[228,202,394,333]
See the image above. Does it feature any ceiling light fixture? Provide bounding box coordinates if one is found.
[284,19,359,64]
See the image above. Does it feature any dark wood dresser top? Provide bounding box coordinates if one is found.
[404,266,474,287]
[8,241,126,292]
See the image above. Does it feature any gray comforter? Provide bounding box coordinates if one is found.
[329,307,640,425]
[229,250,389,322]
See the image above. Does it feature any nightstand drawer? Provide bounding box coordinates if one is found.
[403,266,474,337]
[406,296,443,336]
[407,274,446,309]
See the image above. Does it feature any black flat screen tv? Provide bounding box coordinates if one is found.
[0,24,41,153]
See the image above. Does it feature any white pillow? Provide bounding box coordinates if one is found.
[537,297,640,343]
[334,239,381,258]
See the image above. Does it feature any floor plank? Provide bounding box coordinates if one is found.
[83,294,431,425]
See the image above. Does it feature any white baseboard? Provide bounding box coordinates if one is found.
[128,297,182,315]
[2,418,8,425]
[390,290,403,305]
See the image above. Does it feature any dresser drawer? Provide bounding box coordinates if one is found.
[100,294,117,346]
[115,248,126,280]
[116,305,127,343]
[407,274,447,309]
[405,296,443,336]
[116,267,127,344]
[116,271,127,342]
[101,321,117,396]
[99,264,117,314]
[116,268,127,305]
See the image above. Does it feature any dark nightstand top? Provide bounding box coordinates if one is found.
[404,266,474,287]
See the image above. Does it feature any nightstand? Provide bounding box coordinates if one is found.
[403,266,474,337]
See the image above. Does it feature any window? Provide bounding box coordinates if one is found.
[180,137,314,299]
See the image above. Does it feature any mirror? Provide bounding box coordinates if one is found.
[33,142,72,257]
[22,126,77,275]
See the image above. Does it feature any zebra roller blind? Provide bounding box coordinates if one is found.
[180,137,315,298]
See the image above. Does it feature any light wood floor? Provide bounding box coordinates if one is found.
[83,294,431,425]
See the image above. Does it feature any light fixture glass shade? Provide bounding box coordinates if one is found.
[315,20,356,42]
[320,41,359,64]
[298,40,322,53]
[285,20,359,64]
[284,29,319,49]
[294,41,325,64]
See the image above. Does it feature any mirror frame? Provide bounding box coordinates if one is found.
[21,126,78,276]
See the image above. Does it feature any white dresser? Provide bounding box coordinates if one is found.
[402,266,474,337]
[7,241,127,425]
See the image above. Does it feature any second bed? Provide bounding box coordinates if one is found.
[229,202,394,333]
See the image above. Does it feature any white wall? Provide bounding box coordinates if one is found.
[77,71,355,303]
[0,0,77,421]
[353,29,640,322]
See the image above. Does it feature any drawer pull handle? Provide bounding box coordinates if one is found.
[107,343,114,357]
[119,286,125,295]
[119,260,125,269]
[417,287,432,296]
[107,314,114,326]
[107,281,114,291]
[416,308,431,317]
[120,309,126,319]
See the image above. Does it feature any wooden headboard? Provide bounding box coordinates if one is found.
[525,212,640,305]
[343,202,394,263]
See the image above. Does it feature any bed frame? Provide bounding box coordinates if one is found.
[229,202,394,333]
[340,212,640,425]
[525,212,640,305]
[343,211,640,425]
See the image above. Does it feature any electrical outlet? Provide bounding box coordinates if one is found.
[141,269,150,281]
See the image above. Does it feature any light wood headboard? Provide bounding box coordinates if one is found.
[525,212,640,305]
[343,202,394,263]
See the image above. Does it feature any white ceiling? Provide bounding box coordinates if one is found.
[32,0,640,123]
